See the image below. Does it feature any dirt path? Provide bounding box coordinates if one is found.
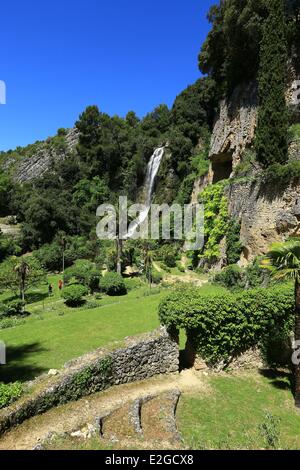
[0,369,211,450]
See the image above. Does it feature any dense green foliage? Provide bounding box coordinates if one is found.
[0,299,25,318]
[0,231,21,263]
[263,161,300,185]
[63,284,89,307]
[64,260,100,293]
[255,0,288,167]
[199,0,267,94]
[99,272,127,296]
[226,218,242,265]
[199,181,229,263]
[34,235,98,272]
[159,284,294,366]
[0,382,23,409]
[199,0,299,96]
[0,73,217,254]
[0,256,46,298]
[214,260,269,289]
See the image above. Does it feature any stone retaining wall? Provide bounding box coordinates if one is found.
[0,327,179,436]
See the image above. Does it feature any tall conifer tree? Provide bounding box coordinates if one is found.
[255,0,288,167]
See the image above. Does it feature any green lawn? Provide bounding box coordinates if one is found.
[0,279,166,383]
[177,370,300,450]
[0,275,225,384]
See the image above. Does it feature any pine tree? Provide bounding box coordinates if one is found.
[255,0,289,167]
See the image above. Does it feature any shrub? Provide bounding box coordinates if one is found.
[177,263,185,273]
[245,259,269,288]
[159,284,294,366]
[199,181,229,263]
[160,262,171,273]
[214,260,269,290]
[0,317,25,330]
[0,382,23,409]
[64,259,100,293]
[63,284,89,307]
[100,272,127,296]
[226,218,242,265]
[263,162,300,185]
[123,277,143,291]
[0,300,25,318]
[214,265,244,289]
[150,269,163,285]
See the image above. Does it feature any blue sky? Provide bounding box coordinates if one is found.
[0,0,216,151]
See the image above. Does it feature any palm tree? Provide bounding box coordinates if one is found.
[14,259,30,303]
[265,237,300,407]
[144,242,153,290]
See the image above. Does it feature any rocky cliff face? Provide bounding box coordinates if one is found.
[209,82,258,174]
[227,179,300,265]
[6,128,78,183]
[208,66,300,264]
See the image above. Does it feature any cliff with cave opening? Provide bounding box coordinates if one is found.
[201,52,300,266]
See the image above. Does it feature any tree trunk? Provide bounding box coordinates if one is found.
[20,278,25,311]
[294,279,300,407]
[116,239,122,275]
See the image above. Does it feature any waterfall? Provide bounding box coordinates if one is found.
[126,146,164,238]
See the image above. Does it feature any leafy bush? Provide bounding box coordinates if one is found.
[160,262,171,273]
[214,260,269,290]
[177,263,185,273]
[150,269,163,285]
[0,317,25,330]
[226,218,242,264]
[7,300,25,316]
[263,161,300,185]
[64,259,100,293]
[214,265,244,289]
[0,382,23,409]
[159,284,294,366]
[100,272,127,296]
[34,236,97,272]
[199,181,229,263]
[245,260,268,288]
[63,284,89,306]
[123,277,143,291]
[0,300,25,318]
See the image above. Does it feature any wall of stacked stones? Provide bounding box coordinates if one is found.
[0,327,179,436]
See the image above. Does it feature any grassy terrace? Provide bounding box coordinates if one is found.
[0,272,221,384]
[177,370,300,450]
[0,275,165,383]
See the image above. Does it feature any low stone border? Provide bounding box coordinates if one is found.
[0,327,179,436]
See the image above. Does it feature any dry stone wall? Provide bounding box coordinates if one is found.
[0,328,179,436]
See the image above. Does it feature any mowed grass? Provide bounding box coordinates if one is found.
[177,370,300,450]
[0,277,166,382]
[0,274,224,384]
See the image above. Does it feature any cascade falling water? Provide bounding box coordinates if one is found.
[126,146,164,238]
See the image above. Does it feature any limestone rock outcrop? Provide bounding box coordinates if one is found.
[208,65,300,263]
[226,179,300,265]
[6,128,78,183]
[209,82,258,172]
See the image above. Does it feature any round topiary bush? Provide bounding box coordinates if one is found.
[63,284,89,307]
[100,272,127,296]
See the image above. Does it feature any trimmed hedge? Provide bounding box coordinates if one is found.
[159,285,294,366]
